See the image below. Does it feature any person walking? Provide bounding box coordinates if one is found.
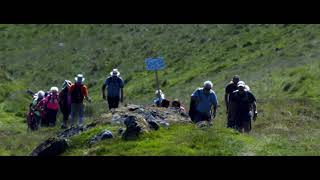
[189,81,218,124]
[102,69,124,110]
[229,81,257,133]
[225,75,240,128]
[69,74,91,127]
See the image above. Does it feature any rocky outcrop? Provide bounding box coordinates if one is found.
[30,104,191,155]
[30,137,69,156]
[99,104,191,126]
[31,123,97,156]
[88,130,113,146]
[101,104,191,140]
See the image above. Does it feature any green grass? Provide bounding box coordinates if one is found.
[64,123,250,156]
[0,24,319,155]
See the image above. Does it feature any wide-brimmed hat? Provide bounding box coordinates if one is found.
[110,69,120,76]
[237,81,245,87]
[75,74,85,83]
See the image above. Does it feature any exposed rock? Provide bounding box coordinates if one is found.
[196,121,212,128]
[31,137,69,156]
[127,104,141,111]
[98,104,191,126]
[122,115,150,140]
[31,104,191,155]
[31,123,97,156]
[148,120,160,130]
[57,122,97,139]
[88,130,113,146]
[118,127,125,135]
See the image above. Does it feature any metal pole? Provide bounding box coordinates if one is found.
[155,70,161,99]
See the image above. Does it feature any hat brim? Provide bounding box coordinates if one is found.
[75,77,85,82]
[110,72,120,76]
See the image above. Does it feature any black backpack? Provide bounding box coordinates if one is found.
[189,89,201,121]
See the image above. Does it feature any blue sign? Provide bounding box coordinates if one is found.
[145,58,166,71]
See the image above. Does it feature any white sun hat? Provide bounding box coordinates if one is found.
[37,91,45,98]
[75,74,85,83]
[50,87,59,93]
[110,69,120,76]
[237,81,245,87]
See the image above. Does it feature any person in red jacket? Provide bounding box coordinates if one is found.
[43,87,60,127]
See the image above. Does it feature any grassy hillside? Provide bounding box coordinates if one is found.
[0,24,319,155]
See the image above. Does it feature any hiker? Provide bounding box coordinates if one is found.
[27,90,45,130]
[102,69,124,110]
[160,99,170,108]
[59,80,72,129]
[171,99,186,113]
[229,81,257,133]
[69,74,91,127]
[43,87,60,127]
[171,99,188,117]
[225,75,240,128]
[227,79,252,128]
[154,90,165,107]
[189,81,218,124]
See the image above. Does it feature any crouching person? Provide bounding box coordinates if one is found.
[153,90,165,107]
[171,99,186,113]
[190,81,218,124]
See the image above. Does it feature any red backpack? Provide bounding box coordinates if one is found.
[46,93,59,111]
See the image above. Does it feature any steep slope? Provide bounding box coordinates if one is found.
[0,24,319,155]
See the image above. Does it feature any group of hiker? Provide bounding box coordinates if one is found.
[151,75,257,133]
[225,75,257,133]
[188,75,257,133]
[27,66,257,133]
[27,74,91,130]
[27,69,125,131]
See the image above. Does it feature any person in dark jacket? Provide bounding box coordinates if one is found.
[229,81,258,133]
[225,75,240,128]
[59,80,72,129]
[102,69,124,110]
